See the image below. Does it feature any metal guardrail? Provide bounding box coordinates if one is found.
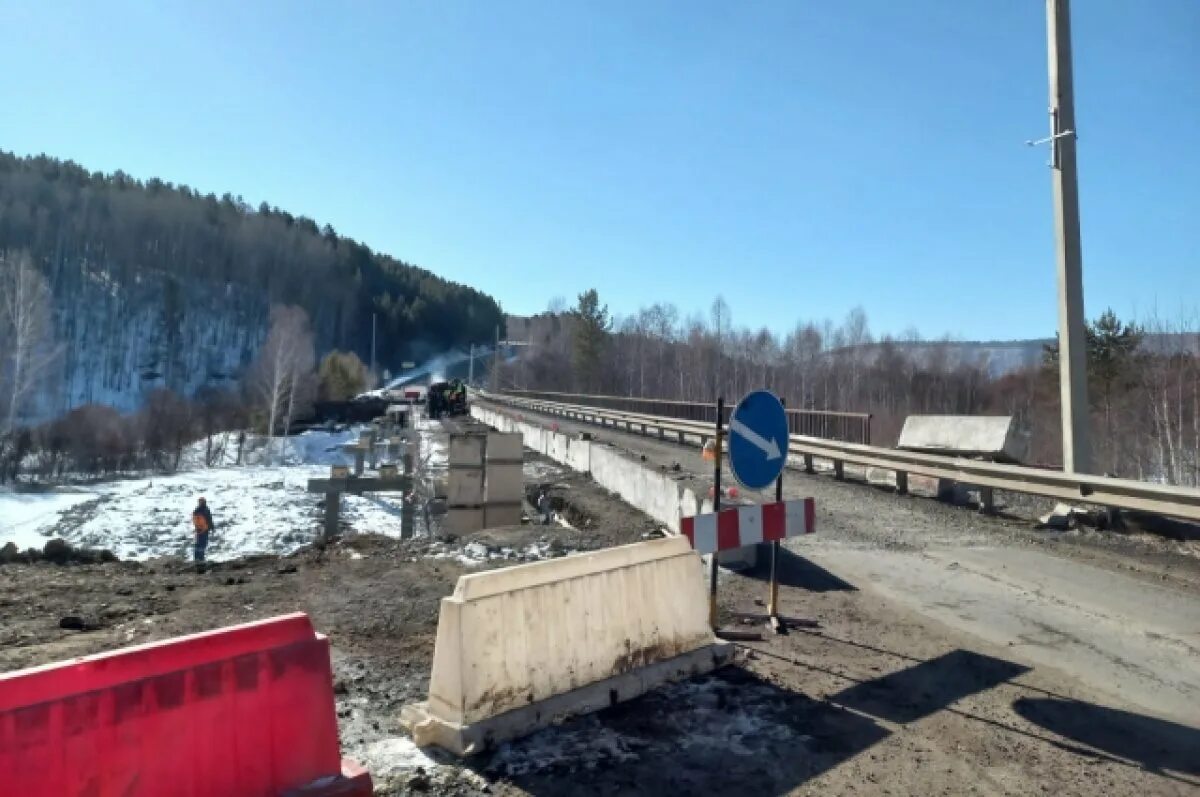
[499,390,872,445]
[480,391,1200,524]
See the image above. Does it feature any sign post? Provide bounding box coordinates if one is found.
[709,397,724,630]
[725,389,815,634]
[768,398,785,624]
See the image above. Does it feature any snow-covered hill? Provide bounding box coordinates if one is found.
[47,260,265,414]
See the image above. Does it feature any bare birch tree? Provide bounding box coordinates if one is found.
[249,305,315,462]
[0,251,61,435]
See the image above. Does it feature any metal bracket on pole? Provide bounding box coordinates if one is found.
[1025,119,1077,168]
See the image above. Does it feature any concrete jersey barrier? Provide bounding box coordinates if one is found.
[402,536,731,754]
[897,415,1027,462]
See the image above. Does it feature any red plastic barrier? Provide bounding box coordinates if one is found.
[0,613,371,797]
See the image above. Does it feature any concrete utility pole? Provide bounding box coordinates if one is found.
[1045,0,1091,473]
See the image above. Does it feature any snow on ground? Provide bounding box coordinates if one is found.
[0,489,98,550]
[0,427,428,561]
[0,419,553,566]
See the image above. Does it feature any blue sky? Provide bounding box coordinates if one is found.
[1,1,1196,340]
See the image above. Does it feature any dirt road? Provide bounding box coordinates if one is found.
[2,415,1199,794]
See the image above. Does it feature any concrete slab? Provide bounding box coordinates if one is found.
[485,461,523,504]
[444,507,484,534]
[402,537,728,754]
[447,470,485,506]
[448,436,485,468]
[485,432,523,462]
[484,503,523,528]
[897,415,1027,462]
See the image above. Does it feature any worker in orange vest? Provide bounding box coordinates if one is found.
[191,497,215,568]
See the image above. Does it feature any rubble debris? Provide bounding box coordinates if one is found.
[1038,503,1085,530]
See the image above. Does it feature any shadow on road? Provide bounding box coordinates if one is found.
[1013,697,1200,777]
[474,666,888,796]
[833,649,1030,724]
[743,545,858,592]
[472,648,1039,795]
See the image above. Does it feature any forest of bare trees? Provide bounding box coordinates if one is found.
[0,251,61,435]
[0,300,356,483]
[499,291,1200,487]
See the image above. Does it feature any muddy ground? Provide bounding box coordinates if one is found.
[2,444,1199,795]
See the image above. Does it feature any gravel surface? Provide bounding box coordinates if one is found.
[3,404,1198,796]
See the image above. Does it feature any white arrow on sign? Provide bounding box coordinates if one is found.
[729,418,783,460]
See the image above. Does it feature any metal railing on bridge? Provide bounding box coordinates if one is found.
[498,390,872,445]
[478,391,1200,524]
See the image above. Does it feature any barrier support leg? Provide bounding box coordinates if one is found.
[833,460,844,481]
[804,454,814,474]
[324,492,340,540]
[896,471,908,495]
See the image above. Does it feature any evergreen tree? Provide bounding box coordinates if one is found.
[572,289,611,392]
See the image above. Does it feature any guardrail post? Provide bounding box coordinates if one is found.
[833,460,844,480]
[936,479,956,502]
[803,453,814,474]
[895,470,908,495]
[678,430,686,444]
[978,487,995,514]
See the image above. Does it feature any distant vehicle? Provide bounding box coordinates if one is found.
[428,380,467,419]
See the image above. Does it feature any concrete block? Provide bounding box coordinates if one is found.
[486,432,523,462]
[444,507,484,534]
[431,475,448,499]
[447,470,485,506]
[898,415,1028,463]
[484,503,523,528]
[401,537,730,754]
[485,461,524,504]
[566,438,591,472]
[449,435,485,468]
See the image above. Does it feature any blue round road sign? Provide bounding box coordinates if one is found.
[727,390,789,490]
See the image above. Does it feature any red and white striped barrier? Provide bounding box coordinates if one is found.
[680,499,815,554]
